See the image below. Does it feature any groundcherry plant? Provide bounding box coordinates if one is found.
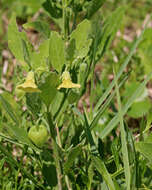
[1,0,152,190]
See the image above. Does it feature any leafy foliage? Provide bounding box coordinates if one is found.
[0,0,152,189]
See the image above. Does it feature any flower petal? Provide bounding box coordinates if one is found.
[17,71,41,93]
[57,80,81,90]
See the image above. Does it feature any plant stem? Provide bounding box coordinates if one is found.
[56,123,62,148]
[65,175,72,190]
[62,0,69,39]
[72,11,77,31]
[54,90,68,120]
[56,123,72,190]
[47,2,70,189]
[52,139,62,190]
[47,112,62,190]
[90,64,95,119]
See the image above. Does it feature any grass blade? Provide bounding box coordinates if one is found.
[0,133,22,146]
[80,75,128,141]
[100,71,152,139]
[64,145,82,173]
[0,144,45,189]
[0,94,19,125]
[83,110,96,148]
[94,17,150,113]
[114,68,130,190]
[90,75,128,131]
[91,155,116,190]
[126,127,137,189]
[3,123,40,152]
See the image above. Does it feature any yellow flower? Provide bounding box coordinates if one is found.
[17,71,41,93]
[57,71,81,90]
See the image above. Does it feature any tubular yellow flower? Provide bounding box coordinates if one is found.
[57,71,81,90]
[17,71,41,93]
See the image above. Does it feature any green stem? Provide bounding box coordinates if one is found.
[47,112,62,190]
[90,64,95,119]
[72,11,77,31]
[52,139,62,190]
[63,0,69,39]
[56,123,72,189]
[54,90,69,120]
[65,175,72,190]
[47,2,70,189]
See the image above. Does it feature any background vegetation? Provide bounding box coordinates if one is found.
[0,0,152,189]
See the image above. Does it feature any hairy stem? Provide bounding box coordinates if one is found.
[52,139,62,190]
[47,112,62,190]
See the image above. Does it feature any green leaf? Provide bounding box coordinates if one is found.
[15,0,45,13]
[3,123,39,152]
[8,14,24,62]
[41,150,58,187]
[0,11,3,36]
[42,164,57,187]
[127,98,151,118]
[8,14,31,68]
[123,82,148,103]
[50,91,64,117]
[96,6,125,61]
[0,158,5,170]
[83,111,97,152]
[42,0,62,19]
[91,156,115,190]
[85,0,105,19]
[77,39,92,58]
[39,39,50,58]
[7,125,31,145]
[67,89,79,104]
[66,39,76,62]
[31,39,49,71]
[138,28,152,74]
[0,92,21,118]
[0,94,19,125]
[114,68,130,190]
[21,39,31,68]
[111,138,120,170]
[126,129,137,189]
[23,20,50,39]
[89,76,127,132]
[78,62,88,84]
[94,17,148,112]
[70,19,91,58]
[0,132,21,146]
[0,143,42,188]
[135,142,152,162]
[39,72,60,106]
[26,93,42,116]
[99,72,152,139]
[64,145,82,173]
[88,164,94,189]
[144,112,152,133]
[49,31,65,73]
